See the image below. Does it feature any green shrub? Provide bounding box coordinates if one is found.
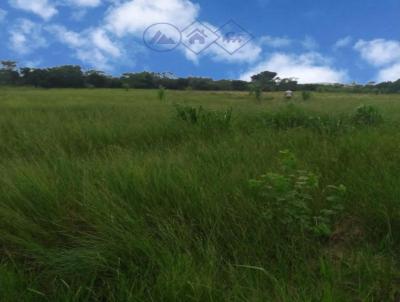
[264,105,310,129]
[174,104,232,129]
[263,104,347,134]
[249,84,262,101]
[249,150,346,239]
[122,83,130,91]
[263,104,383,134]
[351,105,383,126]
[302,91,312,101]
[158,86,166,101]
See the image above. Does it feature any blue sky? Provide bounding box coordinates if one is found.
[0,0,399,83]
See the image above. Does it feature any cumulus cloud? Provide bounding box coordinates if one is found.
[207,42,261,63]
[240,52,347,84]
[10,19,47,54]
[47,24,84,47]
[66,0,102,7]
[0,8,7,22]
[354,39,400,81]
[91,28,121,57]
[8,0,102,21]
[47,25,125,71]
[259,36,292,48]
[180,41,261,65]
[9,0,57,20]
[334,36,353,49]
[354,39,400,66]
[45,0,200,70]
[302,35,319,50]
[376,64,400,82]
[103,0,262,65]
[105,0,200,36]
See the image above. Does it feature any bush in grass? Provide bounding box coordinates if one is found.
[174,104,232,129]
[249,84,262,101]
[249,150,346,238]
[254,86,262,101]
[158,86,166,101]
[264,104,311,129]
[263,104,348,135]
[307,115,348,135]
[351,105,383,126]
[302,91,312,101]
[122,83,130,91]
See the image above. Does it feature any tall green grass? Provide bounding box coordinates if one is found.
[0,88,400,301]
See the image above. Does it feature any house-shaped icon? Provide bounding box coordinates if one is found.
[187,29,208,45]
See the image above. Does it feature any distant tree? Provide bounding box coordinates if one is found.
[45,65,85,88]
[251,71,278,91]
[0,61,19,85]
[231,80,249,91]
[214,80,232,91]
[1,61,17,71]
[108,77,123,88]
[3,61,400,93]
[84,70,109,88]
[122,72,157,89]
[175,78,189,90]
[376,79,400,93]
[277,78,298,91]
[20,68,47,87]
[187,77,214,90]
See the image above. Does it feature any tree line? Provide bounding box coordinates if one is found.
[1,60,400,93]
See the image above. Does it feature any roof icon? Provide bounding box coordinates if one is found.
[181,21,219,54]
[187,29,208,45]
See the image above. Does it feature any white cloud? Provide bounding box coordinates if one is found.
[354,39,400,66]
[47,25,124,71]
[240,52,347,84]
[104,0,260,65]
[207,42,261,64]
[105,0,199,36]
[377,63,400,82]
[302,35,319,50]
[354,39,400,82]
[10,19,47,55]
[9,0,57,20]
[180,41,261,65]
[47,25,85,47]
[0,8,7,22]
[66,0,102,7]
[8,0,102,21]
[22,59,42,68]
[259,36,292,48]
[91,28,121,57]
[70,9,87,21]
[334,36,353,49]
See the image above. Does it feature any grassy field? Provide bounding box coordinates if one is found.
[1,87,400,301]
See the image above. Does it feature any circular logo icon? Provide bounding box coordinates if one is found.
[143,23,182,52]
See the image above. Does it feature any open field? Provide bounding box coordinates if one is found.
[1,88,400,301]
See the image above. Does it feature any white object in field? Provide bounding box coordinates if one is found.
[285,90,293,98]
